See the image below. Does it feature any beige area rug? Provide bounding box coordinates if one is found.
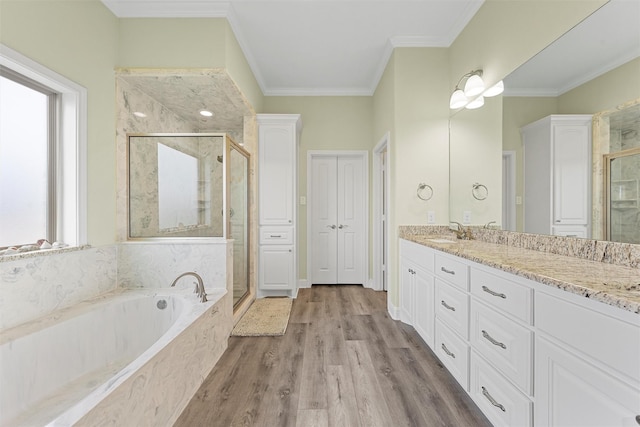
[231,297,293,336]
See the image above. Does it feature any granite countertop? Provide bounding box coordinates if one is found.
[402,234,640,315]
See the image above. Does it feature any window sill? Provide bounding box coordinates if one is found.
[0,245,91,263]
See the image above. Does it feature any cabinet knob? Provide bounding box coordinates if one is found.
[635,415,640,425]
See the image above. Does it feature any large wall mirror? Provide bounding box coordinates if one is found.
[449,0,640,243]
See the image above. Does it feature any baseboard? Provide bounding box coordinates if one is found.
[298,279,310,289]
[387,300,400,320]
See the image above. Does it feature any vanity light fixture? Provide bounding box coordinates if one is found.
[199,110,213,117]
[133,111,147,118]
[449,69,504,110]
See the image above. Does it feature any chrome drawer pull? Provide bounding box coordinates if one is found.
[441,343,455,358]
[269,234,282,238]
[481,386,506,412]
[482,285,506,299]
[441,300,456,311]
[440,267,455,275]
[482,330,507,349]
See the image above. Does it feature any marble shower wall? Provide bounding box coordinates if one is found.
[117,240,230,293]
[0,247,118,330]
[128,135,225,238]
[116,78,197,241]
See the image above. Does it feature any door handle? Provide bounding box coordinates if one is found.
[327,225,336,229]
[338,224,348,229]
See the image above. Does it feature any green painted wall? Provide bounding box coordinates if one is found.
[1,0,119,246]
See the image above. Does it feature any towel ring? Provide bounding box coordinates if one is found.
[472,183,488,200]
[417,183,433,201]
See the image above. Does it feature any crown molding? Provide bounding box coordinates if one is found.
[101,0,230,17]
[264,87,374,97]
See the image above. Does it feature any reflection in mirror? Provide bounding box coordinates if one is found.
[128,134,224,238]
[449,95,503,227]
[604,146,640,244]
[449,0,640,241]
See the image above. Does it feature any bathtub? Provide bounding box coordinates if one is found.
[0,287,231,426]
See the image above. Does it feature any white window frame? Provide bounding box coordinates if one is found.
[0,44,87,247]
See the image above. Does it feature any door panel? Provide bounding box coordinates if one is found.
[310,157,338,284]
[310,154,366,285]
[337,156,364,283]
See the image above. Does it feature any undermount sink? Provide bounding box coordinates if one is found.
[426,238,457,244]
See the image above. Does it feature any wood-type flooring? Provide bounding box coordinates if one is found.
[175,285,491,427]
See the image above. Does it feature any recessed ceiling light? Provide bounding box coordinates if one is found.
[199,110,213,117]
[133,111,147,118]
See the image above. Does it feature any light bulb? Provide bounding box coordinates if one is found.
[466,96,485,110]
[449,89,468,109]
[483,80,504,97]
[464,74,485,97]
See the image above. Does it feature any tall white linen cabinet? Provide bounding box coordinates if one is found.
[257,114,302,297]
[521,115,592,238]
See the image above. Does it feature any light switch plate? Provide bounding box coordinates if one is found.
[427,211,435,224]
[463,211,471,224]
[300,196,306,205]
[516,196,522,205]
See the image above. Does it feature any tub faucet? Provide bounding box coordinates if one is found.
[171,272,208,303]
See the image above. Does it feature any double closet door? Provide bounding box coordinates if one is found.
[309,153,367,285]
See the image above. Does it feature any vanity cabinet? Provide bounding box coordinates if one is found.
[399,239,435,347]
[257,114,302,295]
[397,238,640,427]
[521,115,592,238]
[535,289,640,427]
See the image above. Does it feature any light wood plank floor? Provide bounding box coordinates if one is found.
[175,285,491,427]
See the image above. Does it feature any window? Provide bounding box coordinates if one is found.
[0,44,87,250]
[0,70,56,248]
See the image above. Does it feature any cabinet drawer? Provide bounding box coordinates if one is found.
[435,254,468,290]
[536,291,640,384]
[470,301,533,394]
[470,268,533,325]
[470,351,532,427]
[260,227,294,244]
[435,319,469,391]
[400,239,434,272]
[435,279,469,339]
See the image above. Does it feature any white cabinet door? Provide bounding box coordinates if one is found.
[259,245,294,290]
[535,336,640,427]
[413,265,435,348]
[259,125,294,225]
[552,124,590,226]
[399,257,415,325]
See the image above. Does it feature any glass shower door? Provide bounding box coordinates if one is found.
[228,143,250,307]
[605,147,640,243]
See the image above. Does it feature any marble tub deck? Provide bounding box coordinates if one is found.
[401,233,640,314]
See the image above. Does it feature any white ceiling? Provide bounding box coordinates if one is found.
[102,0,640,97]
[102,0,483,96]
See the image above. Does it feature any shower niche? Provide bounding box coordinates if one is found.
[128,133,250,306]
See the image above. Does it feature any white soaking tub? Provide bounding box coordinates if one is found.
[0,287,229,427]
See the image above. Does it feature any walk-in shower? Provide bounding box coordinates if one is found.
[128,133,250,306]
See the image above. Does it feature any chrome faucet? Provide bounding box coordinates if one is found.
[451,222,473,240]
[484,221,497,229]
[171,271,207,303]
